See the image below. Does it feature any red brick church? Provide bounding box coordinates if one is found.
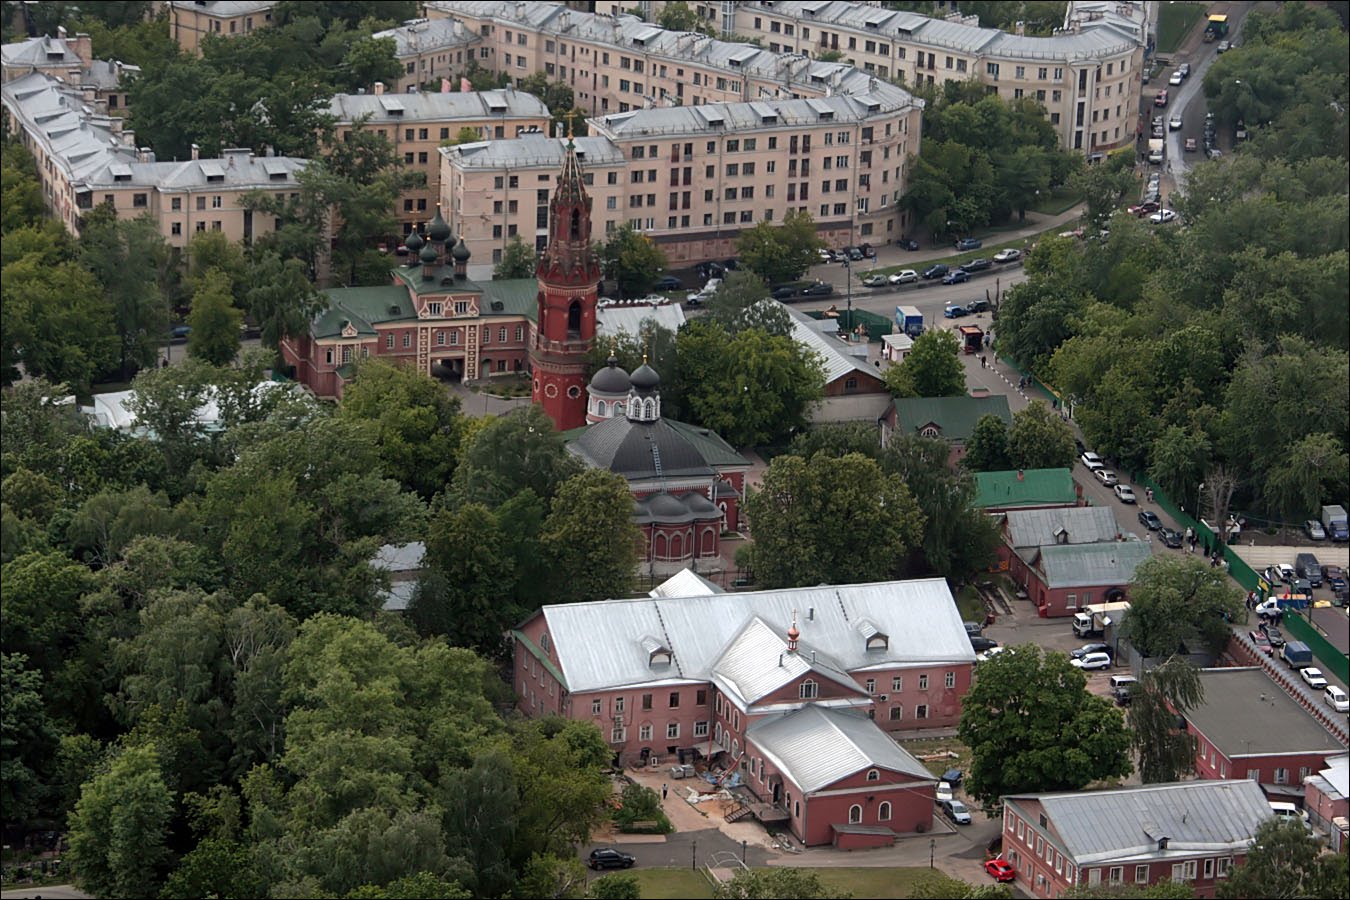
[282,138,745,571]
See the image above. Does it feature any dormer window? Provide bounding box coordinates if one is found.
[799,679,818,700]
[856,618,889,651]
[641,635,672,668]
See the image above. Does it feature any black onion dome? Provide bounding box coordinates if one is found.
[426,207,451,243]
[589,357,631,395]
[451,235,471,262]
[404,229,423,252]
[630,362,660,393]
[419,241,439,264]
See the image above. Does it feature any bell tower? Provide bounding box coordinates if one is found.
[530,130,602,432]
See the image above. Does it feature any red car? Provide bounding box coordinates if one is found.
[1154,90,1169,107]
[1128,201,1161,216]
[1248,630,1274,656]
[985,858,1017,883]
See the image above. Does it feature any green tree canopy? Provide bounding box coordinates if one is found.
[1120,557,1245,659]
[600,224,668,298]
[494,234,537,279]
[704,270,791,337]
[449,406,582,508]
[1127,656,1203,784]
[958,645,1132,809]
[1217,818,1348,900]
[187,267,244,367]
[735,211,824,286]
[888,328,967,397]
[1006,401,1075,470]
[963,413,1012,472]
[541,469,641,604]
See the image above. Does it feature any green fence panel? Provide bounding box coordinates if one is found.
[1281,612,1350,684]
[808,308,892,343]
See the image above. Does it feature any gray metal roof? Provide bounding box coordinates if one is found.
[596,303,685,338]
[1183,668,1346,758]
[328,89,548,124]
[1005,506,1122,549]
[373,17,479,58]
[2,34,84,68]
[538,578,975,693]
[1006,780,1273,866]
[711,617,863,708]
[782,304,880,386]
[649,568,723,599]
[1035,540,1152,588]
[168,0,276,17]
[568,415,727,480]
[441,134,626,169]
[748,705,934,793]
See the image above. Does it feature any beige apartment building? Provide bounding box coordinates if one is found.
[442,90,922,266]
[328,87,551,234]
[373,16,483,93]
[2,72,303,254]
[729,0,1146,158]
[1,29,139,113]
[168,0,277,55]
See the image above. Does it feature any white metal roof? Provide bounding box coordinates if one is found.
[648,567,722,599]
[596,303,685,338]
[781,303,879,386]
[748,705,934,793]
[537,578,974,693]
[710,617,863,708]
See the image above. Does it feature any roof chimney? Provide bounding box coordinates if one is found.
[373,81,385,96]
[191,143,200,160]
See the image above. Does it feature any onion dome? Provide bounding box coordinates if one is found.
[630,362,660,394]
[426,206,451,243]
[419,241,439,264]
[404,229,423,253]
[451,235,471,262]
[589,355,631,395]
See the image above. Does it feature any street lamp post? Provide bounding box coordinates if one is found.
[1195,482,1206,524]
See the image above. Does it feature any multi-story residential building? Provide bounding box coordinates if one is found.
[373,16,482,93]
[1002,780,1273,899]
[328,86,551,234]
[732,0,1146,158]
[1,29,139,113]
[441,133,628,265]
[513,575,975,846]
[442,91,921,265]
[2,72,304,251]
[168,0,277,55]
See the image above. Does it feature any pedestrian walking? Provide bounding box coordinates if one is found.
[662,783,668,800]
[1146,488,1154,503]
[980,355,987,368]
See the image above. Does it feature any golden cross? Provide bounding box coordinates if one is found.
[563,110,577,140]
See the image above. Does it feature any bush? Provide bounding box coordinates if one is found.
[612,783,673,833]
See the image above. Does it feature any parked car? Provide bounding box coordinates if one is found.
[1262,624,1286,648]
[985,858,1017,883]
[771,285,802,300]
[942,270,970,285]
[940,799,972,825]
[970,636,999,653]
[1327,685,1350,713]
[955,237,982,251]
[1184,137,1198,152]
[1179,62,1191,78]
[943,304,969,318]
[799,282,834,298]
[976,646,1005,663]
[966,298,990,313]
[922,264,950,280]
[653,275,682,291]
[1093,469,1119,487]
[817,248,834,263]
[169,324,192,339]
[1300,667,1329,690]
[1071,652,1112,671]
[1114,484,1138,504]
[962,257,992,272]
[1248,630,1274,656]
[1169,71,1183,86]
[1080,451,1105,471]
[935,781,955,803]
[860,274,888,287]
[1322,565,1346,593]
[1138,510,1163,530]
[1169,113,1183,130]
[1148,209,1179,224]
[588,849,636,870]
[1154,90,1169,107]
[993,248,1022,263]
[1071,643,1113,660]
[941,768,963,786]
[1217,40,1230,52]
[1129,201,1161,217]
[846,247,865,261]
[1304,519,1327,541]
[1158,527,1184,548]
[964,620,984,636]
[897,237,921,251]
[888,269,918,285]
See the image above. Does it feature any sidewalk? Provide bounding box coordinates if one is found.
[865,204,1085,271]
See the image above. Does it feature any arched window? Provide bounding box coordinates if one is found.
[598,400,608,416]
[570,208,581,239]
[701,527,715,556]
[671,532,683,559]
[655,533,668,560]
[848,804,863,824]
[878,801,892,821]
[799,679,818,700]
[567,300,581,337]
[866,769,880,782]
[615,401,625,414]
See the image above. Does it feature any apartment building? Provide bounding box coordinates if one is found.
[2,72,304,251]
[442,91,919,265]
[328,87,550,234]
[441,134,628,266]
[732,0,1146,157]
[373,16,482,93]
[168,0,277,55]
[2,28,139,113]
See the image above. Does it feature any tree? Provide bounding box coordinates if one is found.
[449,406,582,508]
[888,328,966,397]
[338,359,463,499]
[964,414,1011,472]
[1218,818,1348,900]
[1,653,60,829]
[1128,656,1203,784]
[415,502,517,654]
[958,645,1132,810]
[657,1,715,35]
[185,229,247,300]
[1065,880,1197,899]
[161,838,266,900]
[1120,557,1244,659]
[588,873,642,900]
[1147,426,1210,514]
[736,211,824,286]
[1071,163,1137,233]
[745,452,925,588]
[517,853,589,900]
[541,469,641,604]
[1263,432,1348,523]
[1006,401,1075,470]
[911,871,1014,899]
[243,251,328,363]
[186,268,244,366]
[0,256,119,390]
[676,320,826,447]
[494,234,537,279]
[704,270,791,337]
[714,868,852,899]
[346,873,472,899]
[600,223,668,298]
[67,743,175,900]
[79,205,173,379]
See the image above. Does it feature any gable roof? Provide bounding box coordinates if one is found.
[711,617,864,709]
[596,303,686,338]
[528,578,974,693]
[782,303,882,386]
[327,88,547,124]
[973,468,1077,509]
[1005,505,1122,548]
[1034,540,1152,589]
[1183,668,1346,759]
[649,568,722,598]
[892,395,1011,442]
[312,277,537,339]
[749,705,934,793]
[1006,780,1273,866]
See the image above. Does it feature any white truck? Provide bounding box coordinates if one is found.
[1322,504,1348,542]
[1147,138,1165,165]
[1072,601,1131,639]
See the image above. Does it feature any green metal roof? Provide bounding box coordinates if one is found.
[391,262,489,297]
[893,395,1011,442]
[479,278,539,321]
[313,285,410,338]
[973,468,1078,509]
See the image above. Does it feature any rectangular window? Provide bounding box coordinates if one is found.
[666,723,679,739]
[916,704,928,719]
[918,674,929,690]
[892,676,903,691]
[1109,867,1123,885]
[401,333,411,348]
[694,720,709,737]
[449,331,458,345]
[944,672,955,689]
[639,724,652,740]
[1203,859,1214,879]
[500,327,508,342]
[1274,768,1289,784]
[888,706,902,720]
[591,698,601,715]
[669,692,680,709]
[641,693,653,710]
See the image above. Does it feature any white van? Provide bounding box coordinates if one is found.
[1269,802,1311,831]
[1109,675,1138,692]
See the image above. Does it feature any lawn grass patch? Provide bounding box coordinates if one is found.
[902,736,974,781]
[956,584,987,624]
[624,867,715,899]
[1156,2,1205,53]
[629,865,940,899]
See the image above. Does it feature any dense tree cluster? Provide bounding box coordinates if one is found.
[997,6,1349,524]
[0,350,639,897]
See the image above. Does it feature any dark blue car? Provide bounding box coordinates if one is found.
[955,237,982,251]
[941,269,970,285]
